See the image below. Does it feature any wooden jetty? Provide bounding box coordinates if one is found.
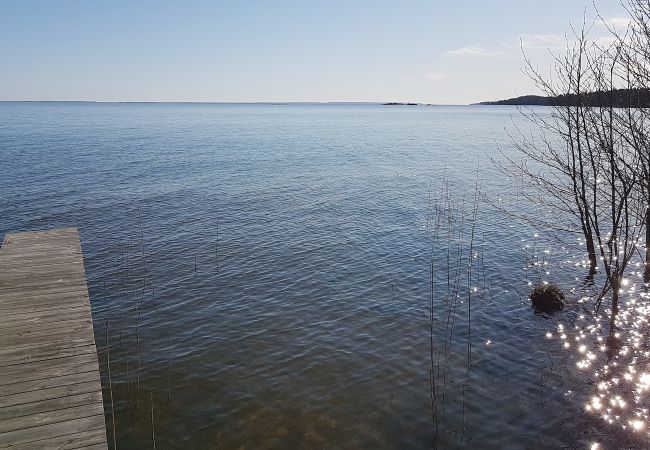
[0,228,107,449]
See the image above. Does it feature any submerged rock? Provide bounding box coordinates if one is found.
[529,283,564,312]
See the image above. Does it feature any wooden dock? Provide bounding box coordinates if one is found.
[0,228,108,449]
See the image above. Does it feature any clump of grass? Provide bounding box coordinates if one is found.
[529,283,564,312]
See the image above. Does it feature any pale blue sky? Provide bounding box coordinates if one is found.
[0,1,627,104]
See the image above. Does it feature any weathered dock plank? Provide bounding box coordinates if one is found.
[0,228,107,449]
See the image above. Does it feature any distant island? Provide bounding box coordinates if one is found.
[383,102,419,106]
[476,88,650,107]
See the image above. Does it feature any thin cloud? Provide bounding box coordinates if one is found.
[424,71,448,81]
[519,34,565,49]
[602,16,633,29]
[595,35,618,46]
[443,46,501,57]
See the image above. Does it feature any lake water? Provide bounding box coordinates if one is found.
[0,103,646,449]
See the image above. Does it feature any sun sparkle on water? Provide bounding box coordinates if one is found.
[539,247,650,444]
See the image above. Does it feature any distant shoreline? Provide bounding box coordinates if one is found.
[475,88,650,107]
[0,100,462,107]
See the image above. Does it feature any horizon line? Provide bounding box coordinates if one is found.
[0,100,473,106]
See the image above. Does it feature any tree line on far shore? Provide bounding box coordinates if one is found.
[478,88,650,107]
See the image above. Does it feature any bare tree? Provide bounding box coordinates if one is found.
[617,0,650,282]
[503,22,601,277]
[505,12,647,333]
[582,39,642,331]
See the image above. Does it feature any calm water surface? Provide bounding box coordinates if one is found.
[0,103,644,449]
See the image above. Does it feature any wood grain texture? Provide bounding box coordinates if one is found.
[0,228,108,449]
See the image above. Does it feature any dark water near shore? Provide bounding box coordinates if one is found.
[0,103,646,449]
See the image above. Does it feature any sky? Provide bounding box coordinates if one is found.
[0,0,630,104]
